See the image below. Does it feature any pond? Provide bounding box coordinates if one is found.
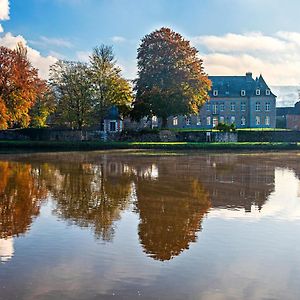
[0,151,300,300]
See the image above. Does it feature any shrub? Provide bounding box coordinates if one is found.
[215,123,236,132]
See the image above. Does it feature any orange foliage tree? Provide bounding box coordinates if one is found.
[132,27,211,128]
[0,44,48,129]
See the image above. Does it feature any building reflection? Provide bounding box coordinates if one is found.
[0,238,14,263]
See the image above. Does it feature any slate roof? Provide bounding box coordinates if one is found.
[277,101,300,116]
[208,73,276,98]
[104,106,122,120]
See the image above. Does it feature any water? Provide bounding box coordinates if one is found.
[0,151,300,300]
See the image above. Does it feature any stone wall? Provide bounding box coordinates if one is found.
[238,130,300,142]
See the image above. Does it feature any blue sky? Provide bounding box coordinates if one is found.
[1,0,300,103]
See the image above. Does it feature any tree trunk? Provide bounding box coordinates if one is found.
[161,116,168,129]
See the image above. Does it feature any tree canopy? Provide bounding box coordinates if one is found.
[49,45,133,129]
[50,61,93,129]
[132,27,211,128]
[0,44,49,129]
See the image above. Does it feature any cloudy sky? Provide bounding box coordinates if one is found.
[1,0,300,105]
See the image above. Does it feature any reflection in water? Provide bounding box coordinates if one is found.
[0,161,47,239]
[0,238,14,263]
[50,162,133,241]
[2,153,300,299]
[1,152,300,262]
[135,177,211,260]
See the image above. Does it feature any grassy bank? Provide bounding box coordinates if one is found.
[0,140,299,152]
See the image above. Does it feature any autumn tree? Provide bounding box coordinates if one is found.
[132,27,211,128]
[90,45,133,122]
[49,61,93,129]
[0,44,48,129]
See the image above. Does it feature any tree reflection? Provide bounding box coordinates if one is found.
[134,173,211,261]
[0,161,47,239]
[50,162,133,241]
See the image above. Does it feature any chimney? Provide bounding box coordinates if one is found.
[246,72,252,79]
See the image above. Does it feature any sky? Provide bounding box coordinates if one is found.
[1,0,300,105]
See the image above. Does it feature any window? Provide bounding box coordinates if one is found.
[230,102,235,111]
[230,116,235,124]
[196,115,201,126]
[241,116,246,126]
[265,102,270,111]
[256,89,261,96]
[256,116,260,125]
[219,116,225,123]
[151,116,158,128]
[241,90,246,96]
[265,116,270,125]
[206,103,211,111]
[241,102,246,111]
[266,89,271,96]
[173,116,178,126]
[109,121,116,132]
[220,103,225,111]
[206,116,211,126]
[186,116,191,126]
[213,90,218,96]
[255,102,261,111]
[213,116,218,127]
[212,103,218,114]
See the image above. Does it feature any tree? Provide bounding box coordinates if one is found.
[0,44,48,129]
[49,45,133,129]
[89,45,133,122]
[132,27,211,128]
[30,82,55,128]
[49,60,93,129]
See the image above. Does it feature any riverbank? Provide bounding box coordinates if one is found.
[0,140,299,152]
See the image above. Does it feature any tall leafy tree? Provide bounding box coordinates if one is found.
[90,45,133,121]
[132,27,211,128]
[0,44,48,129]
[49,61,93,129]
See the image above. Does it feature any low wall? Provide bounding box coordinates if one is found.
[1,129,300,143]
[237,131,300,142]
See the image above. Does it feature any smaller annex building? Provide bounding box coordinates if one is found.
[102,106,123,133]
[167,72,277,129]
[276,101,300,130]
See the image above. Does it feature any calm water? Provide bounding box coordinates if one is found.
[1,151,300,300]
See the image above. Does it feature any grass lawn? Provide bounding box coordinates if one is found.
[0,140,299,152]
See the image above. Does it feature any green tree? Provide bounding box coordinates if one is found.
[132,27,211,128]
[89,45,133,122]
[30,83,55,127]
[49,60,93,129]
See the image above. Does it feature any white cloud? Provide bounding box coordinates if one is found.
[192,31,300,85]
[111,36,126,43]
[76,50,91,62]
[0,0,9,20]
[30,36,73,48]
[0,33,58,79]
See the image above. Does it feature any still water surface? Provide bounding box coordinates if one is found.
[1,151,300,299]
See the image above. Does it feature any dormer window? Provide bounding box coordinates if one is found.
[241,90,246,96]
[256,89,261,96]
[213,90,218,96]
[266,89,271,96]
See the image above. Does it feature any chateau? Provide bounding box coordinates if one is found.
[167,72,276,129]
